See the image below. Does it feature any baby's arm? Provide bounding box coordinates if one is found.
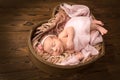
[58,27,74,50]
[65,27,75,50]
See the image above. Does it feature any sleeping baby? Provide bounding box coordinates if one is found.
[36,3,108,65]
[37,16,107,65]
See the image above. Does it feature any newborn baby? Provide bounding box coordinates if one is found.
[36,3,108,65]
[37,17,107,62]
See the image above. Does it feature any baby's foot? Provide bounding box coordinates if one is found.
[97,26,108,35]
[93,19,104,26]
[76,53,84,61]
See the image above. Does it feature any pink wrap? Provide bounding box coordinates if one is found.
[60,3,103,62]
[65,16,103,57]
[60,3,90,17]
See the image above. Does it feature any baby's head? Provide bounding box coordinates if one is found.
[37,35,64,56]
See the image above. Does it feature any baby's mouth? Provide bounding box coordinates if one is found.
[60,47,64,53]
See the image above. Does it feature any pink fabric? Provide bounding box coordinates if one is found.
[61,3,103,60]
[90,30,103,46]
[56,55,79,65]
[60,3,90,17]
[64,17,103,57]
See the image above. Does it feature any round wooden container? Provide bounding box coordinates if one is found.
[28,21,105,74]
[28,3,105,74]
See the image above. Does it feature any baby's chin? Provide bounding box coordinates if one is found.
[59,51,63,55]
[60,47,64,54]
[52,50,63,56]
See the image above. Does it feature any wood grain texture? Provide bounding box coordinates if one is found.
[0,0,120,80]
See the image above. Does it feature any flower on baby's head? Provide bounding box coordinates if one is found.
[36,43,44,53]
[36,34,56,53]
[38,44,43,50]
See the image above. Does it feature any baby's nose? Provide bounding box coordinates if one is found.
[52,47,57,52]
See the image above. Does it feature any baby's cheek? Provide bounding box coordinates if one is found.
[52,52,57,56]
[52,52,59,56]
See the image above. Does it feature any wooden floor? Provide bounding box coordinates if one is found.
[0,0,120,80]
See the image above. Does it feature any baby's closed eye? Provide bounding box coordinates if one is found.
[52,41,55,47]
[49,42,56,54]
[49,49,53,54]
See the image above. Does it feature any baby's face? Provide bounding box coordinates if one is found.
[43,36,64,56]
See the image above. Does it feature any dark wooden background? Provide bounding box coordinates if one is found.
[0,0,120,80]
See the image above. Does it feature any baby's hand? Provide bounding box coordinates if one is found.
[67,40,74,50]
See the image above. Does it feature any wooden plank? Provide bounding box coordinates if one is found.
[0,0,119,8]
[0,57,35,73]
[0,69,53,80]
[0,14,50,24]
[0,0,69,8]
[0,32,30,58]
[0,24,33,32]
[0,18,49,27]
[0,69,41,80]
[0,7,50,12]
[0,0,119,80]
[0,31,36,73]
[0,46,29,58]
[81,71,112,80]
[89,0,120,7]
[0,32,29,48]
[0,7,118,19]
[107,64,120,73]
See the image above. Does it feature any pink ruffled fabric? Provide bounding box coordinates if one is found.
[65,16,103,56]
[61,3,103,60]
[35,3,103,65]
[60,3,90,17]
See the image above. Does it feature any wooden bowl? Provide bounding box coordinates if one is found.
[28,3,105,74]
[28,21,105,74]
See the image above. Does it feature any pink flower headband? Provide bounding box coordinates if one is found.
[37,35,55,52]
